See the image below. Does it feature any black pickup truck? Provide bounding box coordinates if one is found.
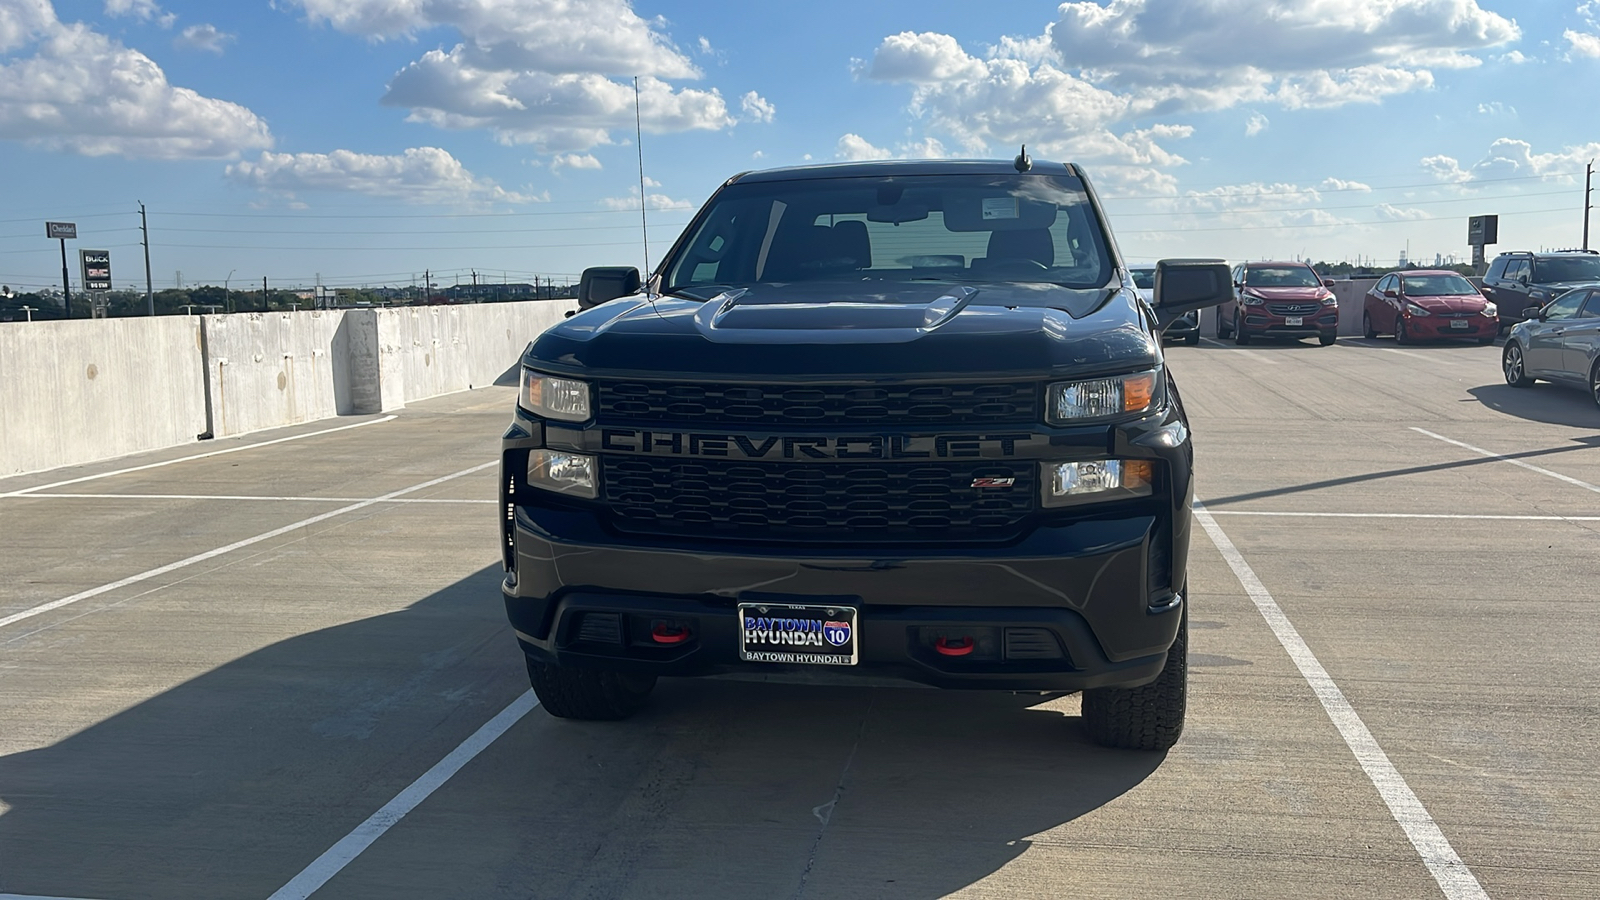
[499,158,1228,750]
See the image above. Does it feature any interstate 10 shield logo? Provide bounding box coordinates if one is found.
[823,620,852,647]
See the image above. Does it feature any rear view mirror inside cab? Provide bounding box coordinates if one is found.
[866,204,930,224]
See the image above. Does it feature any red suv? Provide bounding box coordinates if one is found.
[1362,270,1497,344]
[1216,261,1339,346]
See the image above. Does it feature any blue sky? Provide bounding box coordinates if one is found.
[2,0,1599,295]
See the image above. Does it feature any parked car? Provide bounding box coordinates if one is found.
[1361,269,1497,344]
[1482,250,1600,329]
[1501,284,1600,409]
[1216,261,1338,346]
[1132,264,1199,344]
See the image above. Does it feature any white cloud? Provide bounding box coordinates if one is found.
[0,19,272,158]
[289,0,699,78]
[1423,137,1600,184]
[739,90,774,124]
[550,152,601,173]
[1500,49,1528,64]
[1565,29,1600,58]
[1321,177,1372,192]
[599,184,690,211]
[836,133,892,161]
[1476,101,1514,115]
[104,0,174,27]
[1244,112,1268,137]
[285,1,770,154]
[174,23,232,54]
[226,147,536,203]
[1375,203,1430,221]
[384,60,737,152]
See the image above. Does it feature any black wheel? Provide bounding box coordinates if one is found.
[1233,312,1250,346]
[1395,319,1410,345]
[1216,312,1232,339]
[1590,361,1600,410]
[1477,336,1495,346]
[526,656,656,720]
[1186,332,1200,346]
[1083,611,1186,751]
[1503,341,1534,388]
[1363,312,1377,339]
[1319,333,1337,346]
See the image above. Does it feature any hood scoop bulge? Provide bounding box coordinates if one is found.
[690,284,978,344]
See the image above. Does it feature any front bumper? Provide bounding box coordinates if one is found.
[1242,309,1338,336]
[500,404,1195,692]
[1404,315,1498,338]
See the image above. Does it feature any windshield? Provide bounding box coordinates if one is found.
[1401,274,1477,296]
[1245,266,1321,288]
[1532,255,1600,283]
[1129,268,1155,289]
[662,173,1112,293]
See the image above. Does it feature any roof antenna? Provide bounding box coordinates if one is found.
[634,75,651,294]
[1013,144,1032,173]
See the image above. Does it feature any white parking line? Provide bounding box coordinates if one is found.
[13,493,494,505]
[0,894,117,900]
[1198,337,1279,363]
[267,691,540,900]
[0,416,398,498]
[1194,502,1490,900]
[1209,510,1600,522]
[0,462,494,633]
[1339,339,1436,361]
[1412,427,1600,495]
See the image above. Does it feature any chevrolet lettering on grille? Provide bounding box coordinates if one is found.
[599,429,1033,459]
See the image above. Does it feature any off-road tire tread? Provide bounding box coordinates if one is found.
[526,657,655,720]
[1082,614,1187,751]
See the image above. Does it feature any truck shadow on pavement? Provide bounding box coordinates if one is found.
[0,565,1163,900]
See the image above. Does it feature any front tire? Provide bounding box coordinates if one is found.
[1503,341,1534,388]
[1216,312,1232,340]
[1395,319,1411,345]
[1319,333,1337,346]
[1185,332,1200,346]
[1233,312,1250,345]
[1083,611,1187,751]
[527,657,656,720]
[1363,312,1378,339]
[1590,361,1600,410]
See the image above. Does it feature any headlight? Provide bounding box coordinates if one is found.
[1047,370,1158,423]
[1405,302,1430,317]
[1481,302,1498,317]
[519,370,590,421]
[1042,459,1154,507]
[1241,293,1266,306]
[1319,294,1338,307]
[527,449,597,498]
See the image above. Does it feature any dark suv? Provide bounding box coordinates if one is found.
[500,159,1230,750]
[1483,250,1600,328]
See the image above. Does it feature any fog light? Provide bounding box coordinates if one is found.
[527,449,597,498]
[1042,459,1153,507]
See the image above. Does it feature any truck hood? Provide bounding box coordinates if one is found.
[528,281,1159,381]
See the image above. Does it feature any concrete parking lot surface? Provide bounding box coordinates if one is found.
[2,338,1597,899]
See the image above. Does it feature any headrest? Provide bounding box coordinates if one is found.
[985,228,1054,266]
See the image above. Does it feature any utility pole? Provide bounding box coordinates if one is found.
[139,202,154,315]
[1584,159,1594,251]
[58,236,72,318]
[262,276,268,311]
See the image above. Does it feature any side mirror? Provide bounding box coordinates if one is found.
[1322,278,1336,288]
[1521,305,1544,321]
[1383,288,1398,298]
[578,266,641,310]
[1152,258,1231,327]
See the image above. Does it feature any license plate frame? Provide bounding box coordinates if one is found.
[1284,315,1304,326]
[738,602,859,666]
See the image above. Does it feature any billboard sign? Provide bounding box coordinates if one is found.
[80,249,112,292]
[1467,215,1499,246]
[46,221,78,239]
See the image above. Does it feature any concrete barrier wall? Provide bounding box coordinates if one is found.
[1,299,576,476]
[0,317,208,476]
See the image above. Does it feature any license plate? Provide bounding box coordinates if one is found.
[739,603,858,666]
[1451,319,1469,329]
[1283,316,1303,326]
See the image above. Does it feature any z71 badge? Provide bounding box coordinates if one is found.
[971,476,1016,488]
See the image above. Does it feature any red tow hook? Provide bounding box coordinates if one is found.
[651,621,691,645]
[934,636,975,657]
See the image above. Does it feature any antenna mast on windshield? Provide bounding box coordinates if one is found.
[634,76,650,290]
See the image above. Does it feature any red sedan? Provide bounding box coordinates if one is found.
[1362,270,1498,344]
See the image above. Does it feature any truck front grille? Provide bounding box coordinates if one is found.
[600,457,1036,542]
[596,381,1038,427]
